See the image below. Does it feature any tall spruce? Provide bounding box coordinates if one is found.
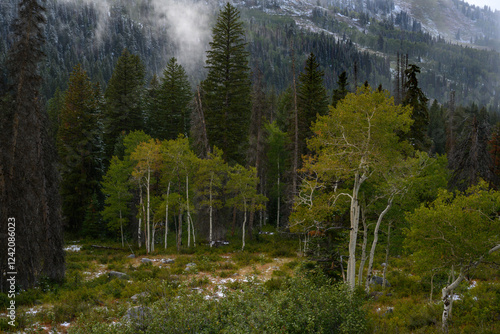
[295,52,329,157]
[154,58,192,140]
[144,75,161,138]
[57,64,103,233]
[0,0,64,289]
[402,64,431,151]
[104,49,146,162]
[428,99,446,155]
[201,2,251,164]
[332,71,349,107]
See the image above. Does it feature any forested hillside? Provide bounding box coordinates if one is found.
[1,0,500,107]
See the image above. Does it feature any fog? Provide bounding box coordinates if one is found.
[56,0,216,77]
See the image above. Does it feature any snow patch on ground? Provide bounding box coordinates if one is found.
[64,245,82,252]
[468,280,478,289]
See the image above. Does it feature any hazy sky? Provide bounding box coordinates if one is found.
[465,0,499,11]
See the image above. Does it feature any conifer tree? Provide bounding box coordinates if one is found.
[201,2,251,164]
[294,52,329,157]
[403,64,431,151]
[154,58,192,140]
[332,71,349,107]
[428,99,446,155]
[0,0,65,289]
[46,87,65,141]
[448,112,494,191]
[57,64,103,233]
[104,48,146,162]
[144,75,160,137]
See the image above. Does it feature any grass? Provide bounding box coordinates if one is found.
[1,228,499,333]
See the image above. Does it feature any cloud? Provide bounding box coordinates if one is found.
[151,0,215,75]
[55,0,216,78]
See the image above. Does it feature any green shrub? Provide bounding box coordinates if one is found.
[70,272,367,333]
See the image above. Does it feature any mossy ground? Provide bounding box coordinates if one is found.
[0,228,498,333]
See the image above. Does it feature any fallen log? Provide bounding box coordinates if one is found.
[91,244,122,250]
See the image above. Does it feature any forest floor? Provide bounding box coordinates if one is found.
[1,230,499,333]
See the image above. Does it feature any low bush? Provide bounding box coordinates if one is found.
[68,272,367,334]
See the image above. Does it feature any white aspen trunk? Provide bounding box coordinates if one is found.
[177,206,183,253]
[190,215,196,247]
[186,175,191,247]
[449,266,455,319]
[440,245,500,332]
[142,197,146,251]
[146,168,151,254]
[358,200,368,287]
[165,182,170,249]
[242,200,247,251]
[277,160,280,230]
[151,220,155,252]
[365,198,393,293]
[138,186,143,248]
[382,222,391,290]
[209,174,213,247]
[347,172,363,290]
[442,269,465,333]
[187,215,191,247]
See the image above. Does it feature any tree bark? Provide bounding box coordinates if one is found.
[358,199,368,287]
[177,207,183,253]
[138,186,143,248]
[291,41,298,201]
[346,171,366,290]
[146,167,151,254]
[382,222,391,290]
[165,182,170,249]
[442,268,464,333]
[242,200,247,251]
[441,244,500,332]
[187,175,191,247]
[277,159,281,230]
[365,197,393,293]
[209,174,213,247]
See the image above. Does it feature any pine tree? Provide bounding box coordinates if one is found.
[428,99,446,155]
[402,64,431,151]
[295,52,329,157]
[57,64,103,233]
[46,87,65,141]
[0,0,64,289]
[201,2,251,164]
[144,75,161,138]
[332,71,349,107]
[154,58,192,140]
[104,48,146,162]
[448,112,493,191]
[489,124,500,189]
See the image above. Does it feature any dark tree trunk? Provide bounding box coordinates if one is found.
[0,0,65,290]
